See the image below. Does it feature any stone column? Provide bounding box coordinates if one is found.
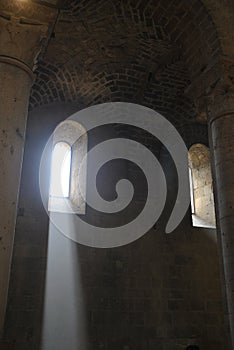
[207,58,234,349]
[0,54,34,333]
[0,2,57,333]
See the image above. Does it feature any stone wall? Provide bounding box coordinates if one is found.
[0,102,228,350]
[0,0,232,349]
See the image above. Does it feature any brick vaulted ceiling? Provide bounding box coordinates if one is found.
[29,0,223,126]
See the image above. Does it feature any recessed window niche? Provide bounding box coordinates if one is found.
[48,120,87,214]
[188,143,216,228]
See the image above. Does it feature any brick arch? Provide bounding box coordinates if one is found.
[30,57,196,127]
[59,0,221,77]
[30,0,222,126]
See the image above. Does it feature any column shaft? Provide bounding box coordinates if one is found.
[0,61,32,331]
[209,112,234,348]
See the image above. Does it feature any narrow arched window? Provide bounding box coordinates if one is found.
[50,142,71,198]
[188,143,216,228]
[48,120,87,214]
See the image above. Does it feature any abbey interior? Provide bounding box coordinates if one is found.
[0,0,234,349]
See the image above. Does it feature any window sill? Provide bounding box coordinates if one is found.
[48,197,85,214]
[192,214,216,229]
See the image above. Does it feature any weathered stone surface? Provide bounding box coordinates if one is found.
[0,0,233,349]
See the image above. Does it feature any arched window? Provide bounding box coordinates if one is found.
[48,120,87,214]
[50,142,71,198]
[188,143,216,228]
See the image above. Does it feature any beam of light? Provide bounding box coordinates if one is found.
[41,214,88,350]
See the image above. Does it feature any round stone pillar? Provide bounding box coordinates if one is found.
[207,59,234,349]
[0,1,57,333]
[0,57,33,331]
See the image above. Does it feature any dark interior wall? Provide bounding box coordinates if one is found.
[1,102,228,350]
